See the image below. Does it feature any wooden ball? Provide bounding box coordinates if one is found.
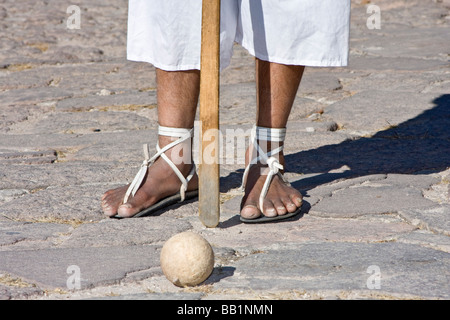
[160,231,214,287]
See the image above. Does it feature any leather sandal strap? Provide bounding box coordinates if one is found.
[241,125,288,213]
[123,126,195,204]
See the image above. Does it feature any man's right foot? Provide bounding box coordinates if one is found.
[101,135,198,218]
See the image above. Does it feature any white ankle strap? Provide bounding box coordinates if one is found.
[123,125,195,204]
[254,125,286,142]
[243,125,286,174]
[158,125,193,138]
[241,125,288,212]
[251,126,286,162]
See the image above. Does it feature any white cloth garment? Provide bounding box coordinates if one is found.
[127,0,350,71]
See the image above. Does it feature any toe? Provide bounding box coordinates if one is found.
[101,186,129,217]
[240,188,262,220]
[282,197,298,213]
[117,203,138,218]
[290,192,303,207]
[116,190,158,218]
[101,195,119,217]
[102,204,117,217]
[272,199,287,216]
[240,204,261,220]
[262,199,277,218]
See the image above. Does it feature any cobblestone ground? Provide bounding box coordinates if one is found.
[0,0,449,299]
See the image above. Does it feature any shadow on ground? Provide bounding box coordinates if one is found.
[220,94,450,211]
[287,94,450,191]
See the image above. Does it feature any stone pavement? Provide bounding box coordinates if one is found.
[0,0,449,300]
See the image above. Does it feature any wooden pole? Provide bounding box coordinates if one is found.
[199,0,221,228]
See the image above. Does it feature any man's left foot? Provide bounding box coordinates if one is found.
[240,150,302,220]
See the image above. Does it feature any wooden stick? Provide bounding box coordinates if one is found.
[199,0,221,228]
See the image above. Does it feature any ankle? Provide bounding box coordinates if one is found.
[158,136,194,168]
[245,142,285,167]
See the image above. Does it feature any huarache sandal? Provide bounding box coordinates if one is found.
[113,125,198,218]
[240,125,302,223]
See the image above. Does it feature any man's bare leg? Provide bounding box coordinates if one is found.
[101,69,200,217]
[240,59,305,220]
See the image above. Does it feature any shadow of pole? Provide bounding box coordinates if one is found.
[287,94,450,191]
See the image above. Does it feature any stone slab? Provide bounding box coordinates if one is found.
[58,217,193,248]
[0,283,43,300]
[0,189,29,204]
[398,205,450,236]
[0,129,158,161]
[0,162,136,191]
[0,221,70,247]
[87,292,204,300]
[0,246,161,289]
[298,71,343,94]
[348,55,448,72]
[308,174,440,217]
[7,110,153,135]
[0,184,106,222]
[55,91,157,112]
[340,71,450,94]
[324,91,445,134]
[0,150,57,164]
[398,229,450,253]
[206,202,416,248]
[0,87,74,106]
[0,61,156,95]
[215,242,450,298]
